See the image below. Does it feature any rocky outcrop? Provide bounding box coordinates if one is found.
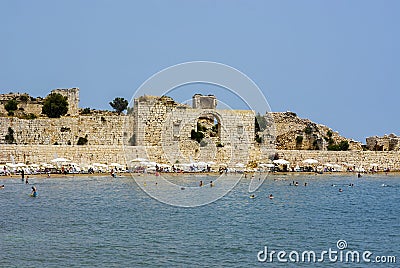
[270,112,362,151]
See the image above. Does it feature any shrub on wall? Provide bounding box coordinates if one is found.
[77,135,88,145]
[327,140,349,151]
[5,99,18,116]
[5,127,15,144]
[304,126,313,135]
[191,129,204,143]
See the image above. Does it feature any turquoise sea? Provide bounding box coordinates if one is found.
[0,174,399,267]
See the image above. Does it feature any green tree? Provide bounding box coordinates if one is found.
[42,93,69,118]
[4,99,18,115]
[109,97,128,115]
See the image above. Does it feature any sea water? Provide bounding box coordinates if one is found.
[0,174,399,267]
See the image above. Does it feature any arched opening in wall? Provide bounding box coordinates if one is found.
[191,113,221,146]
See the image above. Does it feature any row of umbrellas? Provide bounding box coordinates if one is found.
[4,157,381,172]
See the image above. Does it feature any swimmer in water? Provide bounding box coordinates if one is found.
[250,194,255,199]
[210,181,214,187]
[269,194,274,199]
[0,185,4,189]
[31,186,37,197]
[339,188,343,192]
[199,181,203,187]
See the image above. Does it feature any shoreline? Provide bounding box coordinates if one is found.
[1,171,399,180]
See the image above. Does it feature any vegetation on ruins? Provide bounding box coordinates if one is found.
[5,127,15,144]
[304,125,313,135]
[77,135,88,145]
[81,107,91,115]
[19,95,29,102]
[4,99,18,116]
[109,97,128,115]
[22,113,37,120]
[42,93,69,118]
[296,135,303,144]
[327,140,349,151]
[191,129,204,143]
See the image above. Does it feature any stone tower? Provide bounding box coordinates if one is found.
[50,88,80,116]
[192,94,217,109]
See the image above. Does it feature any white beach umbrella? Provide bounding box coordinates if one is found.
[41,163,55,168]
[273,159,290,165]
[235,163,245,168]
[259,163,275,168]
[109,162,119,166]
[207,161,216,165]
[333,164,342,171]
[302,159,318,164]
[370,163,379,167]
[6,163,17,168]
[51,157,71,163]
[158,163,171,168]
[324,163,334,167]
[131,158,148,162]
[93,163,108,168]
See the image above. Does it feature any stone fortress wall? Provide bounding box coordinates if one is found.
[0,92,43,116]
[0,116,134,146]
[366,134,400,151]
[0,88,79,117]
[131,94,255,164]
[0,88,399,169]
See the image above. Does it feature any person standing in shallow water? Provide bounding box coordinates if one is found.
[31,186,37,197]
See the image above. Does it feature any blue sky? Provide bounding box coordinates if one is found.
[1,0,399,142]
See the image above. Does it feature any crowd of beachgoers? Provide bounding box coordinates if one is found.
[0,157,394,177]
